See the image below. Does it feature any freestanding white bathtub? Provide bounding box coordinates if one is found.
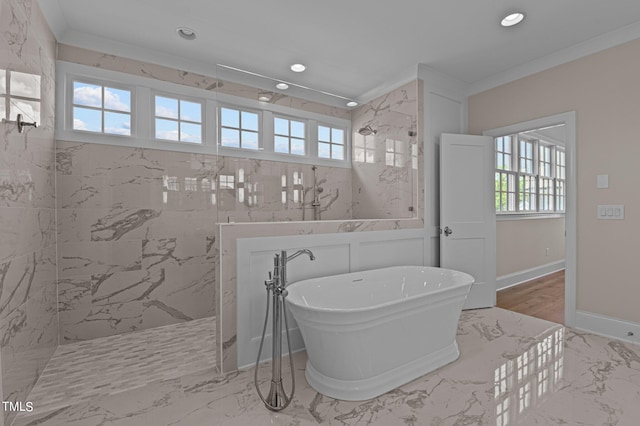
[286,266,474,401]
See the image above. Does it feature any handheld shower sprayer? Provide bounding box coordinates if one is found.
[254,249,316,411]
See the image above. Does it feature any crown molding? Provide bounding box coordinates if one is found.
[469,20,640,96]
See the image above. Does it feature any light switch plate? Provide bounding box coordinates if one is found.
[597,204,624,219]
[597,174,609,189]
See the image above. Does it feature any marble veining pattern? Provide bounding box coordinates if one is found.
[56,44,351,120]
[0,0,58,424]
[351,81,420,220]
[12,308,640,425]
[25,317,216,415]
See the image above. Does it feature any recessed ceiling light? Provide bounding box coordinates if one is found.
[276,82,289,90]
[176,27,196,40]
[346,101,358,107]
[258,95,271,102]
[501,12,525,27]
[290,63,306,73]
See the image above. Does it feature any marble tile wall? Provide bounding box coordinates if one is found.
[56,142,219,343]
[351,81,421,220]
[0,0,58,424]
[55,46,425,375]
[56,140,354,345]
[57,44,351,121]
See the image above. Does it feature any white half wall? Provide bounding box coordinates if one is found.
[236,229,425,368]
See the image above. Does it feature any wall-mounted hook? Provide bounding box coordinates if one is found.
[17,114,37,133]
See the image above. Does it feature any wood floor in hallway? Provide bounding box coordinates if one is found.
[496,270,565,324]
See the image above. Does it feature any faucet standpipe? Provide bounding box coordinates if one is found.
[254,248,315,411]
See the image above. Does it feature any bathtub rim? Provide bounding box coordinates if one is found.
[286,265,475,314]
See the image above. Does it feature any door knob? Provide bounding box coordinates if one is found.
[443,226,453,236]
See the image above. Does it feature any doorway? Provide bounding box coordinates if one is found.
[483,112,576,327]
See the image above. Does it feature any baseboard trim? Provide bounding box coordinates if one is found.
[574,311,640,345]
[497,260,565,291]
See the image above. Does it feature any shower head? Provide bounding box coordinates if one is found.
[357,125,377,136]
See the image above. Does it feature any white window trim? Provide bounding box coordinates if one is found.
[495,133,566,218]
[273,113,308,156]
[317,122,347,161]
[56,61,351,168]
[152,91,205,144]
[218,103,262,151]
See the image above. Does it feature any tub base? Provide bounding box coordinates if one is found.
[304,341,460,401]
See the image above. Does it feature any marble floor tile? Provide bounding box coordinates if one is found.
[22,317,216,417]
[14,308,640,425]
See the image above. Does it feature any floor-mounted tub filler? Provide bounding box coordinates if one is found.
[286,266,474,401]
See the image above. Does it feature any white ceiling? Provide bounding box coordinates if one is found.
[39,0,640,102]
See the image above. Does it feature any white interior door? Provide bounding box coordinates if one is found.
[440,133,496,309]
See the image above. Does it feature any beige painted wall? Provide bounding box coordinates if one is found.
[469,38,640,323]
[497,218,565,277]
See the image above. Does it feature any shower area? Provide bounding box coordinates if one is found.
[2,31,420,424]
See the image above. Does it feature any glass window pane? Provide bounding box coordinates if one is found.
[318,126,330,142]
[221,128,239,148]
[181,122,202,143]
[241,131,258,150]
[274,136,289,153]
[0,98,5,119]
[73,82,102,108]
[156,96,178,119]
[241,111,258,131]
[104,111,130,136]
[332,128,344,144]
[318,142,330,158]
[180,100,201,122]
[291,138,305,155]
[0,69,6,94]
[290,120,305,138]
[332,144,344,160]
[221,107,239,128]
[10,99,40,123]
[11,71,40,98]
[105,87,130,112]
[73,107,101,132]
[156,118,179,141]
[274,117,289,135]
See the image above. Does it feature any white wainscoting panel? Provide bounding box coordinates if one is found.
[236,229,425,368]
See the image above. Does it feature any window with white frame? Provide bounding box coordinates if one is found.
[555,150,566,211]
[274,116,305,155]
[318,125,345,160]
[518,138,537,212]
[73,80,131,135]
[58,62,351,167]
[495,134,565,214]
[495,136,516,212]
[154,95,202,143]
[0,69,42,124]
[219,106,259,150]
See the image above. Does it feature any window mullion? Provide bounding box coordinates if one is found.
[205,99,217,149]
[263,110,273,153]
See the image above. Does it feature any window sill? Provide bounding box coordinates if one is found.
[496,213,565,221]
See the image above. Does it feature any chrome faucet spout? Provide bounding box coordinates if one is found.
[286,249,316,262]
